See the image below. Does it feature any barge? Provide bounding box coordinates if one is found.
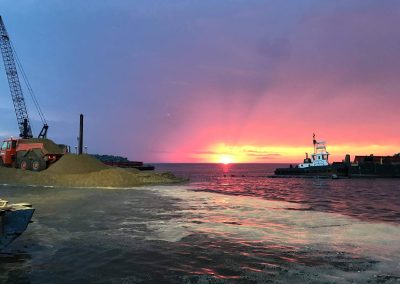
[92,154,155,171]
[102,161,155,171]
[348,154,400,178]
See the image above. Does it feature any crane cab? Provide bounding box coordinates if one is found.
[0,138,17,167]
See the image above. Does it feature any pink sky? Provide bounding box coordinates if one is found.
[0,1,399,162]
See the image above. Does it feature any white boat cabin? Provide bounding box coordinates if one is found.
[298,138,329,168]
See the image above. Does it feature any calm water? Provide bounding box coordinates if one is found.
[0,163,399,283]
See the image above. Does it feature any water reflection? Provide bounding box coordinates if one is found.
[162,163,400,224]
[0,251,32,283]
[153,186,400,281]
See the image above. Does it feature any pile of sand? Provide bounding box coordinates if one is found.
[0,154,184,188]
[45,154,110,174]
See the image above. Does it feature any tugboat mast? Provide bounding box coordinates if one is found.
[313,133,317,154]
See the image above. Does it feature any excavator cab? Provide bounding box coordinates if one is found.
[0,138,17,167]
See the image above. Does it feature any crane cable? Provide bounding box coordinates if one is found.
[10,40,47,126]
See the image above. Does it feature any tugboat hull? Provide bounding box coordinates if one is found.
[275,165,333,176]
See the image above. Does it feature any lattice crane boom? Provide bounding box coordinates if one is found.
[0,16,49,139]
[0,16,33,138]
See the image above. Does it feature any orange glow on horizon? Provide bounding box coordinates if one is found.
[193,143,400,163]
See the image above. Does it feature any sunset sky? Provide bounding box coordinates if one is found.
[0,1,399,163]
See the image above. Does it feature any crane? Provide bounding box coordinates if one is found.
[0,15,48,139]
[0,16,65,171]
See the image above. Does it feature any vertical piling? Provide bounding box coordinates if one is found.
[345,154,351,177]
[78,114,84,155]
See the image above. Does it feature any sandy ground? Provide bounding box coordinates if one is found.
[0,154,184,187]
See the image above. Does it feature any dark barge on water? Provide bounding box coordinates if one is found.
[92,154,155,171]
[274,135,400,178]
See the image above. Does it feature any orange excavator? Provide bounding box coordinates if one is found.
[0,16,64,171]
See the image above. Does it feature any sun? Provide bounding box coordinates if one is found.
[219,155,234,164]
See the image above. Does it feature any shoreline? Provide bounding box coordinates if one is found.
[0,154,186,188]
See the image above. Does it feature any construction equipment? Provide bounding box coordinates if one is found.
[0,137,64,170]
[0,16,63,171]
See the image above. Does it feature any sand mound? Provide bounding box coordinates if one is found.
[37,167,183,188]
[45,154,110,174]
[0,154,184,188]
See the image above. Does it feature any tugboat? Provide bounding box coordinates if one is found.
[0,199,34,249]
[274,134,400,178]
[275,134,340,176]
